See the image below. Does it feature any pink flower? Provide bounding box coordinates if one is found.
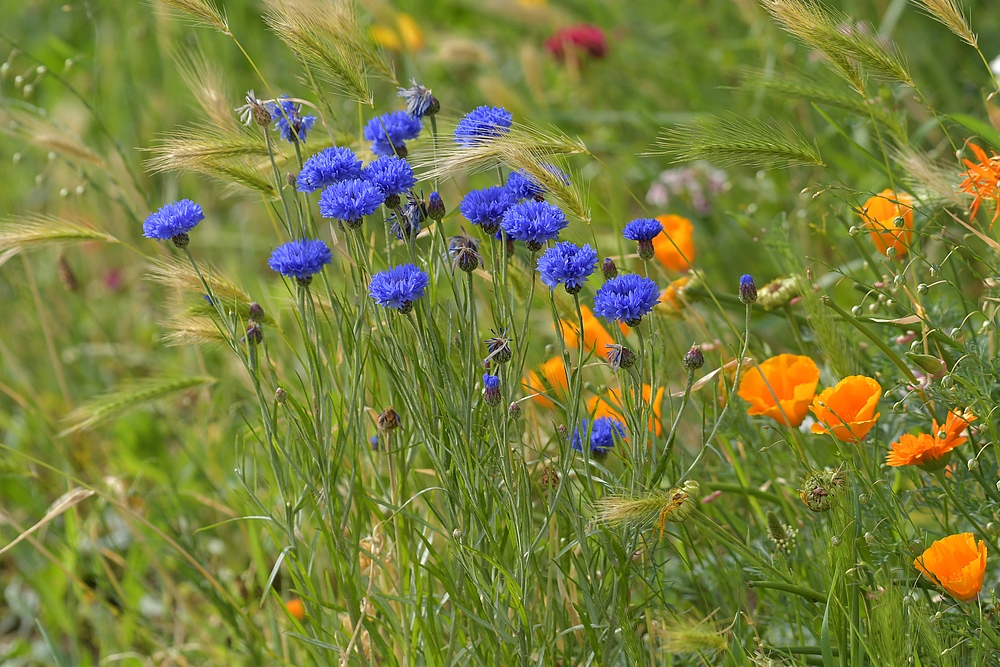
[545,24,608,61]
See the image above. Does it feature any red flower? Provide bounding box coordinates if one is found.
[545,24,608,61]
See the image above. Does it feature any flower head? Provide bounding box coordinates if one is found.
[460,186,513,234]
[501,200,568,251]
[143,199,204,245]
[623,217,664,260]
[454,105,513,146]
[537,242,597,294]
[369,263,430,313]
[738,354,820,427]
[427,191,446,221]
[652,214,695,271]
[739,274,757,304]
[267,96,316,143]
[572,416,625,459]
[524,356,568,408]
[545,24,608,61]
[387,192,427,240]
[559,305,614,353]
[268,239,332,285]
[448,233,482,273]
[593,273,660,327]
[484,328,513,364]
[319,178,385,229]
[886,409,975,469]
[914,533,987,603]
[482,373,502,407]
[858,189,914,257]
[296,147,363,193]
[959,143,1000,225]
[397,80,439,118]
[364,110,422,157]
[506,170,545,201]
[809,375,881,442]
[362,155,417,207]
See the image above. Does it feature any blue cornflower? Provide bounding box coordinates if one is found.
[482,373,502,407]
[571,416,625,459]
[362,155,417,208]
[369,263,430,314]
[319,178,385,229]
[505,171,544,201]
[397,80,439,118]
[268,238,332,286]
[501,200,568,251]
[593,273,660,327]
[459,186,513,234]
[364,111,422,157]
[454,105,513,146]
[267,95,316,143]
[536,242,597,294]
[623,217,664,260]
[296,147,363,193]
[739,274,757,304]
[143,199,204,248]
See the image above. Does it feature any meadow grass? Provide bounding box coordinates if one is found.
[1,0,1000,665]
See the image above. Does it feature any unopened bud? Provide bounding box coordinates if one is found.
[602,257,617,279]
[683,345,704,370]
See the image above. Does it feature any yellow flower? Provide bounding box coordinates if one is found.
[737,354,819,427]
[524,356,568,409]
[652,214,695,272]
[914,533,987,603]
[809,375,881,442]
[858,189,914,258]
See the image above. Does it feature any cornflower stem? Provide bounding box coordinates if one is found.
[934,470,989,538]
[746,580,826,604]
[650,368,695,487]
[385,431,411,667]
[264,129,297,238]
[515,252,538,376]
[679,304,752,484]
[570,292,586,438]
[429,115,441,194]
[465,272,478,423]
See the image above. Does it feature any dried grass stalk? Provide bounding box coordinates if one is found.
[0,215,119,253]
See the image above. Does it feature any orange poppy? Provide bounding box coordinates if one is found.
[559,305,615,353]
[737,354,820,427]
[285,598,306,621]
[959,143,1000,225]
[658,276,691,313]
[524,356,569,408]
[652,214,695,272]
[886,409,975,469]
[809,375,881,442]
[587,385,665,436]
[858,189,914,258]
[914,533,987,603]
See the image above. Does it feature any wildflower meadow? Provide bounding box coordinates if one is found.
[4,0,1000,664]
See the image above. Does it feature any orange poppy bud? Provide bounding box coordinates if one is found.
[737,354,819,427]
[285,598,306,621]
[652,214,695,272]
[858,189,914,258]
[914,533,987,603]
[809,375,881,442]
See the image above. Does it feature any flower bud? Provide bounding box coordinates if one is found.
[508,401,521,420]
[275,387,288,403]
[605,343,636,371]
[482,374,502,407]
[246,321,263,345]
[378,406,401,432]
[602,257,617,279]
[738,274,757,304]
[428,192,446,221]
[682,345,704,370]
[249,301,265,321]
